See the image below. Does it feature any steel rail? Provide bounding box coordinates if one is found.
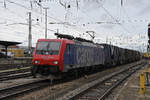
[60,62,146,100]
[0,72,31,81]
[0,67,30,76]
[0,79,50,100]
[0,64,32,70]
[99,63,144,100]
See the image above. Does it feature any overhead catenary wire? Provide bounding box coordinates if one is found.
[5,8,26,20]
[5,0,82,27]
[1,0,125,42]
[5,0,66,22]
[5,0,88,35]
[100,5,131,33]
[74,1,130,42]
[1,0,145,44]
[0,23,55,43]
[119,0,139,35]
[79,0,129,33]
[1,1,78,41]
[0,2,57,38]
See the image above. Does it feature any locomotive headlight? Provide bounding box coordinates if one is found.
[53,61,58,64]
[35,60,40,64]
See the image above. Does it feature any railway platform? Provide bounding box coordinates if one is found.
[113,61,150,100]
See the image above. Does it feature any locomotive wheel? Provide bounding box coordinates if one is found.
[31,66,37,78]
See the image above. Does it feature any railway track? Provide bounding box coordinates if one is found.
[0,72,31,81]
[60,62,146,100]
[0,79,50,100]
[0,57,32,70]
[0,67,31,81]
[0,61,146,100]
[0,74,66,100]
[0,63,31,70]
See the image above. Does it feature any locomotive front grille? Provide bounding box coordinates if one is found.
[36,65,60,75]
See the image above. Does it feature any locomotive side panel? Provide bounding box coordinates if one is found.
[63,44,76,72]
[102,44,113,66]
[93,46,105,65]
[75,45,94,67]
[118,48,125,65]
[73,44,105,68]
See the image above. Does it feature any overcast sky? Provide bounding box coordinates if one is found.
[0,0,149,52]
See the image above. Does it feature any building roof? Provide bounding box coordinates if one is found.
[0,40,21,47]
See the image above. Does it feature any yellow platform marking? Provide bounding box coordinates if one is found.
[139,73,146,94]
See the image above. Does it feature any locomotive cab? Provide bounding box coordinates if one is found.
[32,39,63,77]
[32,39,74,77]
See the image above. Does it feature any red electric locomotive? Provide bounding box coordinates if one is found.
[32,38,75,78]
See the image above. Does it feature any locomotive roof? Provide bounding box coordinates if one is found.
[54,33,93,43]
[37,39,75,44]
[37,38,101,48]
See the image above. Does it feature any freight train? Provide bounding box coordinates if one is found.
[31,33,141,78]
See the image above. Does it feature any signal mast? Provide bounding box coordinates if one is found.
[147,23,150,52]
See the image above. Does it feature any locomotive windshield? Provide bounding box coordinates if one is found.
[36,41,60,55]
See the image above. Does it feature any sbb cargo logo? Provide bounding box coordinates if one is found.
[76,47,94,65]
